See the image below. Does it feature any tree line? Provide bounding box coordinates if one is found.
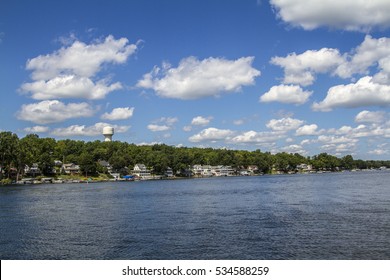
[1,131,389,180]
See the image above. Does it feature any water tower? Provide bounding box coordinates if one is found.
[103,126,114,142]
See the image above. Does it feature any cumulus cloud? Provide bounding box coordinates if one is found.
[188,127,235,142]
[295,124,319,136]
[312,76,390,111]
[269,36,390,96]
[21,35,138,100]
[21,75,122,100]
[184,116,213,131]
[26,35,138,80]
[329,124,385,138]
[229,130,285,144]
[355,110,386,123]
[160,117,179,126]
[266,117,305,131]
[335,35,390,79]
[191,116,213,126]
[147,124,171,132]
[318,135,358,144]
[270,0,390,32]
[137,56,260,99]
[17,100,96,124]
[147,117,178,132]
[368,149,389,155]
[276,144,307,155]
[260,84,312,104]
[271,48,344,86]
[51,122,130,137]
[23,126,49,133]
[321,142,357,154]
[101,107,134,120]
[317,134,358,154]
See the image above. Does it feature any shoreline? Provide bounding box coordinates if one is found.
[1,168,388,187]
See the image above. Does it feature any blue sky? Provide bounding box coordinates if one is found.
[1,0,390,159]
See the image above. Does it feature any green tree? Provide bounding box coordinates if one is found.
[79,152,97,177]
[341,155,355,170]
[0,132,19,179]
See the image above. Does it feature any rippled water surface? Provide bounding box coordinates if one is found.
[1,171,389,259]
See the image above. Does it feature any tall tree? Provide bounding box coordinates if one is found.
[0,132,19,178]
[79,152,97,177]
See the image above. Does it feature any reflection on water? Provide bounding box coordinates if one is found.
[0,171,389,259]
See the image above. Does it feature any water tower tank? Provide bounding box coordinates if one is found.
[103,126,114,142]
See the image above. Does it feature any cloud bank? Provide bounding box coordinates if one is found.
[21,35,138,100]
[137,56,260,99]
[270,0,390,32]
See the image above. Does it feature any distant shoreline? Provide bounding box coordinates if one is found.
[2,168,388,187]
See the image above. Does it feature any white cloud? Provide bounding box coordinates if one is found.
[160,117,179,126]
[188,127,235,142]
[335,35,390,79]
[317,134,359,154]
[21,75,122,100]
[191,116,212,126]
[136,141,163,146]
[296,124,319,136]
[21,35,138,100]
[147,117,178,132]
[300,139,313,145]
[270,0,390,32]
[147,124,171,132]
[229,130,285,144]
[137,56,260,99]
[321,142,357,154]
[355,110,386,123]
[260,84,312,104]
[330,124,385,138]
[269,36,390,95]
[26,35,138,80]
[184,116,213,131]
[17,100,96,124]
[312,76,390,111]
[101,107,134,120]
[318,135,358,144]
[271,48,344,86]
[278,144,307,155]
[23,126,49,133]
[266,117,305,131]
[368,149,389,155]
[51,122,129,137]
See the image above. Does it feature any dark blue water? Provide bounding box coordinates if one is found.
[1,171,389,259]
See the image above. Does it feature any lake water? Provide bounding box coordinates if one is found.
[0,171,389,260]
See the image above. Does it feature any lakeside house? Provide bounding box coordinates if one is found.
[192,165,235,177]
[61,163,80,175]
[132,164,152,179]
[98,160,113,173]
[165,167,174,178]
[24,163,41,176]
[296,163,314,173]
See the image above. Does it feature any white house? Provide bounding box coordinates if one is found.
[192,165,234,177]
[211,165,235,176]
[61,163,80,175]
[296,163,313,172]
[132,164,152,179]
[165,167,174,178]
